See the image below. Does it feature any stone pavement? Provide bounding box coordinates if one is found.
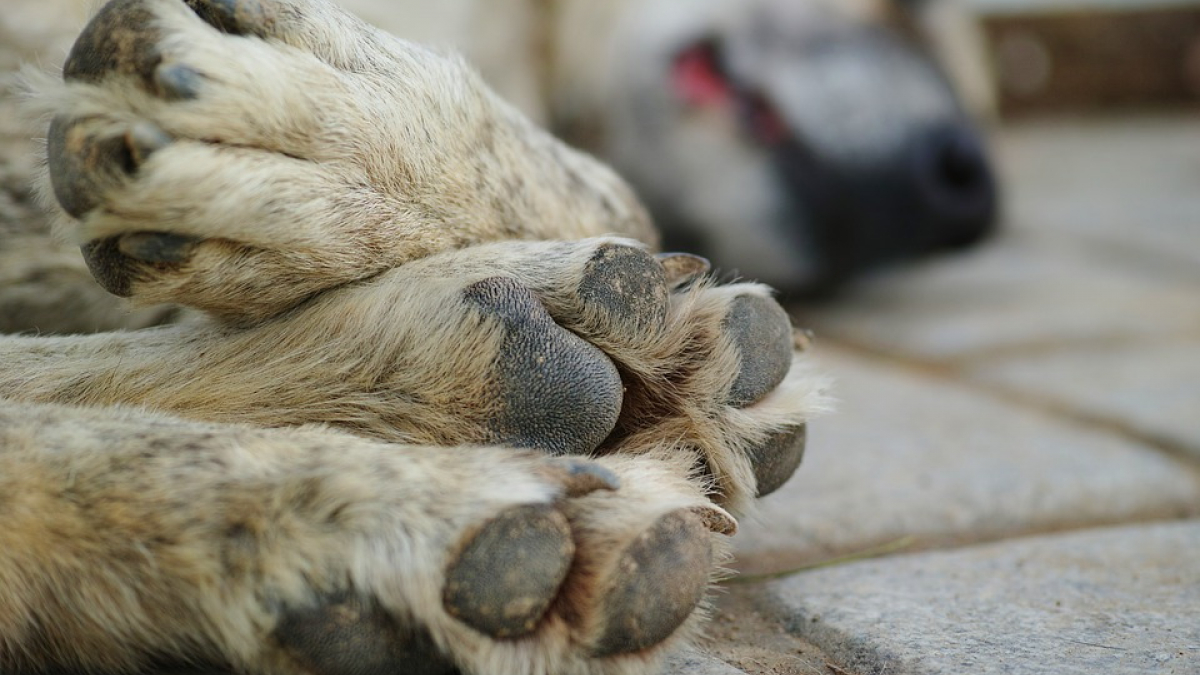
[680,115,1200,675]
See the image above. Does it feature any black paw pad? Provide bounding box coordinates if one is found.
[80,238,135,297]
[47,118,166,218]
[590,509,712,657]
[117,232,198,264]
[443,504,574,639]
[723,295,793,408]
[749,424,807,497]
[578,244,669,339]
[184,0,269,36]
[463,276,622,456]
[47,117,170,219]
[275,594,457,675]
[63,0,163,85]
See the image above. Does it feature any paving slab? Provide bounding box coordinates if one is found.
[970,338,1200,460]
[795,234,1200,362]
[732,348,1200,575]
[763,520,1200,675]
[995,116,1200,280]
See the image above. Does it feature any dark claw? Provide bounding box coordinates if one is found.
[749,424,807,497]
[723,295,793,408]
[541,458,621,497]
[155,63,204,100]
[688,504,737,536]
[655,252,711,286]
[117,232,198,264]
[463,276,622,456]
[590,509,712,657]
[443,504,574,639]
[275,593,457,675]
[124,122,173,167]
[184,0,269,36]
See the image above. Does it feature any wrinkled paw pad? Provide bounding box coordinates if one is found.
[590,509,712,657]
[463,277,622,455]
[724,295,794,408]
[275,594,457,675]
[443,504,574,639]
[578,243,669,340]
[748,424,807,497]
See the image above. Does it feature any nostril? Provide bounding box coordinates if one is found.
[914,124,998,248]
[937,132,986,193]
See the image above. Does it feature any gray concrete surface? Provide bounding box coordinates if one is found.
[688,116,1200,674]
[768,521,1200,675]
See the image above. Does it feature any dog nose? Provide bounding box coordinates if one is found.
[912,123,998,249]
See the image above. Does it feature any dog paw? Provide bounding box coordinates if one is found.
[6,403,732,675]
[208,438,733,675]
[385,238,829,511]
[40,0,651,322]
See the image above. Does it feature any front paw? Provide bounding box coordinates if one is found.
[392,238,831,512]
[40,0,651,322]
[189,435,733,675]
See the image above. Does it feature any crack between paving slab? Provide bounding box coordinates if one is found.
[931,332,1200,366]
[818,336,1200,481]
[734,512,1200,584]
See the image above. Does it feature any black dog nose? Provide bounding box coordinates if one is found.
[912,123,998,249]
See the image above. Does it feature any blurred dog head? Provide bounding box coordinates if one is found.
[558,0,999,295]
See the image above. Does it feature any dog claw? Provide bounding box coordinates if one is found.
[124,122,172,167]
[155,63,204,100]
[541,458,621,497]
[656,252,711,286]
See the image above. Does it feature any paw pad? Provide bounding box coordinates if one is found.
[748,423,807,497]
[184,0,270,36]
[590,509,712,657]
[275,594,457,675]
[443,504,574,639]
[463,276,622,455]
[63,0,163,85]
[724,295,793,408]
[578,243,669,340]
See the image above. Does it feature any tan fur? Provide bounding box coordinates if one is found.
[0,0,829,673]
[0,401,732,675]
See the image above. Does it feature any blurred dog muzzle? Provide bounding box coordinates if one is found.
[910,122,998,250]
